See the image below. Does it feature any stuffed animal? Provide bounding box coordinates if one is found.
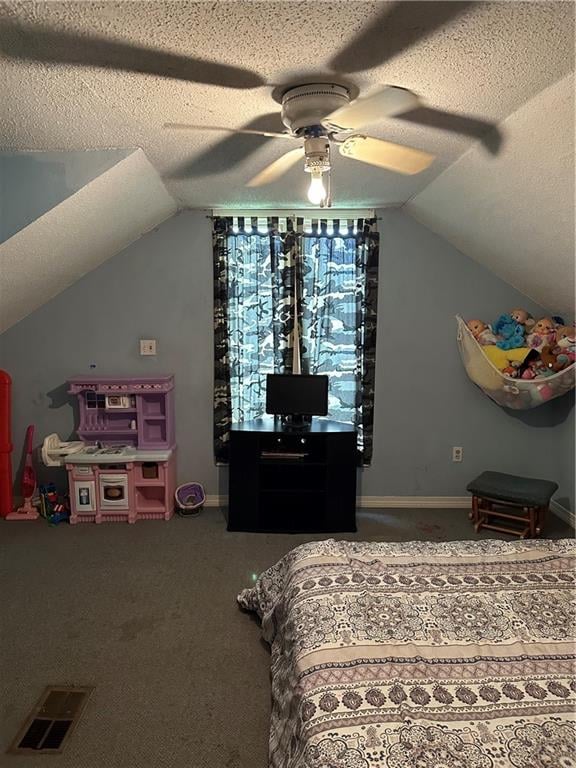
[527,317,556,351]
[510,308,535,331]
[516,349,545,379]
[466,319,499,346]
[483,345,530,371]
[539,346,564,374]
[493,314,526,350]
[516,345,566,379]
[553,325,576,367]
[530,382,555,405]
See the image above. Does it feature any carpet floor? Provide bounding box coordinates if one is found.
[0,507,572,767]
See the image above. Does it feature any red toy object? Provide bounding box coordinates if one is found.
[0,370,13,518]
[6,424,39,521]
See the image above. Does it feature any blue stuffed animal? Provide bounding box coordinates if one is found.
[494,313,526,350]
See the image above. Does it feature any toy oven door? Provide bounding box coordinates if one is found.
[73,480,96,513]
[98,474,129,510]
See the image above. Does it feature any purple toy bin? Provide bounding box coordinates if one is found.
[175,482,205,516]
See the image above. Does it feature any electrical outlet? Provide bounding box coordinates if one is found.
[140,339,157,356]
[452,446,463,463]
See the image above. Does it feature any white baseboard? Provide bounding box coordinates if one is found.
[204,495,470,509]
[358,496,470,509]
[204,495,225,508]
[551,500,575,527]
[204,495,573,527]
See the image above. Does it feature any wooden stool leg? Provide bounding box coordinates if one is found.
[536,505,547,536]
[470,496,478,524]
[474,497,485,533]
[529,507,537,538]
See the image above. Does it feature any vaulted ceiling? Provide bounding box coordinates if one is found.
[1,1,573,209]
[0,149,176,332]
[0,1,574,320]
[408,72,575,316]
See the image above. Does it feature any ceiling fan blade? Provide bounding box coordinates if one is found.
[329,1,474,74]
[0,18,265,89]
[246,147,305,187]
[169,114,288,180]
[324,86,420,131]
[395,107,503,154]
[339,136,434,175]
[164,122,290,139]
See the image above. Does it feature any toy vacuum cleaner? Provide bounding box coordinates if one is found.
[0,370,13,518]
[6,424,39,521]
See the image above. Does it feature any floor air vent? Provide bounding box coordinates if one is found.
[8,686,93,754]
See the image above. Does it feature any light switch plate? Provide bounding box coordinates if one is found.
[140,339,157,356]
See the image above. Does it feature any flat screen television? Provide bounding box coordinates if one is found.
[266,374,328,426]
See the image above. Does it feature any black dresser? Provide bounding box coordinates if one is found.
[228,417,357,533]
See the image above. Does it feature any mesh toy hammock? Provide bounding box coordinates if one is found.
[456,315,575,409]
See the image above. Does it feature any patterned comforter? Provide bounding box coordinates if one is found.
[238,538,576,768]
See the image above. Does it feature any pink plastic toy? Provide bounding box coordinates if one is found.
[0,370,12,518]
[6,425,39,521]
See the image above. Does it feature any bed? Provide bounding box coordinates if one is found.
[238,538,575,767]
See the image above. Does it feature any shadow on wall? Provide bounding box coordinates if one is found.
[39,382,80,488]
[11,383,77,498]
[504,390,574,428]
[555,497,573,513]
[506,391,574,513]
[13,383,79,493]
[46,381,79,437]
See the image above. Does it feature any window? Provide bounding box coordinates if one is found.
[213,215,379,464]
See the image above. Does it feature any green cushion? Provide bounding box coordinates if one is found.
[467,471,558,507]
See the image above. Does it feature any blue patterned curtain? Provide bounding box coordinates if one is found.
[213,217,298,461]
[213,216,378,464]
[299,221,378,460]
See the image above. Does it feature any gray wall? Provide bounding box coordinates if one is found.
[0,210,216,494]
[559,411,575,512]
[362,209,574,510]
[0,209,573,509]
[0,149,132,243]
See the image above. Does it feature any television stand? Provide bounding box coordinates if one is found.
[228,416,357,533]
[280,414,311,430]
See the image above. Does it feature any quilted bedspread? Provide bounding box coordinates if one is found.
[238,538,576,768]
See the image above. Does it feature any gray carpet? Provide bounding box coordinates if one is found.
[1,507,572,767]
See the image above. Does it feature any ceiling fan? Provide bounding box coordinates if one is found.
[0,1,502,207]
[165,82,436,206]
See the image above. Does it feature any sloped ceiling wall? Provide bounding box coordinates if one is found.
[407,73,575,318]
[0,148,132,242]
[0,149,176,332]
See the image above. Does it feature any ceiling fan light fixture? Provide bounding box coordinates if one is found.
[303,137,330,207]
[303,137,331,173]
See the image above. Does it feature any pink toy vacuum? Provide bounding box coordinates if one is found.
[0,370,12,518]
[6,425,39,521]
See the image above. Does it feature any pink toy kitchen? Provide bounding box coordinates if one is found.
[51,375,176,524]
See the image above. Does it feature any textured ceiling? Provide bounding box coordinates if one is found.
[408,73,575,317]
[0,1,574,209]
[0,150,176,332]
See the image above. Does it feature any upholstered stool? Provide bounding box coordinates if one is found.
[467,471,558,538]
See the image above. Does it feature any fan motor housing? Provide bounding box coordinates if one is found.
[281,83,350,133]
